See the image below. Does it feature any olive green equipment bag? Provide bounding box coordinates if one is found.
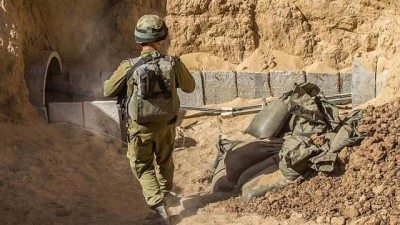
[125,55,180,124]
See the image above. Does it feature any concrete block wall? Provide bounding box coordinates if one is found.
[178,70,346,106]
[48,66,390,140]
[340,72,352,94]
[49,101,121,138]
[49,102,84,126]
[376,69,389,95]
[237,72,270,99]
[306,72,339,95]
[177,72,204,106]
[352,59,378,107]
[63,69,356,107]
[83,101,121,138]
[203,71,238,104]
[270,71,306,96]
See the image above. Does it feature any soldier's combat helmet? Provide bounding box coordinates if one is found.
[134,14,168,44]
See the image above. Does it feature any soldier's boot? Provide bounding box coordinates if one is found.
[163,191,181,207]
[153,203,170,225]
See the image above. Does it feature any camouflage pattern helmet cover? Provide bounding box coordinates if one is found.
[135,14,168,44]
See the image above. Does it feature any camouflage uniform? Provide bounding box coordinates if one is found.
[103,15,195,209]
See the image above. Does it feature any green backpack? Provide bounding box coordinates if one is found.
[125,54,180,124]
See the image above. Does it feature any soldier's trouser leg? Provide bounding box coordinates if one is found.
[127,123,176,208]
[154,124,176,194]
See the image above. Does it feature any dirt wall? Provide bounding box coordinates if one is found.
[168,0,400,73]
[0,1,30,122]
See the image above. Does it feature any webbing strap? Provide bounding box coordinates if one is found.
[126,54,154,81]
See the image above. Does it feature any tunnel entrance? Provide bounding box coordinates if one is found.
[25,51,74,122]
[44,56,73,109]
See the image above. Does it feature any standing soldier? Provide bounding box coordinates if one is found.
[103,14,195,225]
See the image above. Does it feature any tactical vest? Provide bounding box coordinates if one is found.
[125,55,180,124]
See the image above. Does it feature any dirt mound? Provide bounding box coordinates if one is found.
[221,100,400,224]
[180,52,236,71]
[0,121,150,225]
[237,44,305,72]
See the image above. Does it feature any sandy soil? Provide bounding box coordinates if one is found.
[0,98,312,225]
[0,120,152,225]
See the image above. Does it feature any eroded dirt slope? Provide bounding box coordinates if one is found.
[0,121,151,225]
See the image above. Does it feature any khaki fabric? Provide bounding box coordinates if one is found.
[103,48,196,208]
[127,121,176,207]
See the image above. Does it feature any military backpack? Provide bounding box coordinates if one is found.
[124,54,180,124]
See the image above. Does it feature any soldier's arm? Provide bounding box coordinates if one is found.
[175,60,196,93]
[103,60,131,97]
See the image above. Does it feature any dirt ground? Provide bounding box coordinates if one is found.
[0,96,399,225]
[0,98,318,225]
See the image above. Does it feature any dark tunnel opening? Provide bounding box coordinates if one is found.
[45,57,73,111]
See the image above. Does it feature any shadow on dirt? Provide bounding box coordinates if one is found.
[169,191,239,225]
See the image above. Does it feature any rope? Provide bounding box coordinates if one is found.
[174,127,186,151]
[60,122,128,145]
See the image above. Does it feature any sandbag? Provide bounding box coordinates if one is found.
[241,167,291,203]
[225,139,283,183]
[211,154,235,193]
[236,153,280,189]
[245,100,291,138]
[211,138,242,173]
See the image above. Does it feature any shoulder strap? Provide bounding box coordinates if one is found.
[126,54,154,81]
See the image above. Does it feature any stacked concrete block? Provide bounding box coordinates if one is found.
[376,69,389,95]
[178,72,204,106]
[340,72,352,94]
[306,72,340,95]
[83,101,120,138]
[269,71,306,97]
[236,72,271,99]
[69,70,103,99]
[203,71,238,104]
[352,61,376,107]
[48,102,84,126]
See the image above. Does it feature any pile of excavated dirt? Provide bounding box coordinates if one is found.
[221,99,400,224]
[371,53,400,106]
[180,52,237,71]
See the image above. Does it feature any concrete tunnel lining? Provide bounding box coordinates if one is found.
[25,51,63,121]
